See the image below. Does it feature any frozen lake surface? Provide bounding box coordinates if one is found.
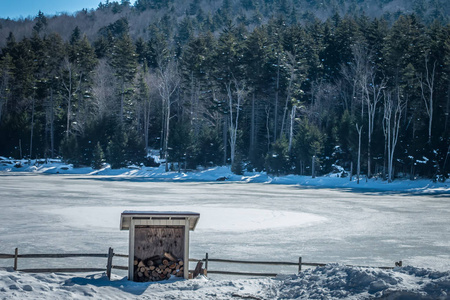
[1,173,449,274]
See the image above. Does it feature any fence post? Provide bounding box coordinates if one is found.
[106,247,114,280]
[14,248,18,271]
[205,253,208,270]
[298,257,302,273]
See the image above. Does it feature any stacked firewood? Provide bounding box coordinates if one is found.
[134,252,184,282]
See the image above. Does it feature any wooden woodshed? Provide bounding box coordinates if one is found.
[120,211,200,281]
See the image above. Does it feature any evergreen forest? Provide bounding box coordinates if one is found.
[1,0,450,181]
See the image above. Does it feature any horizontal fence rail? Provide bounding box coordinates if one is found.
[207,270,279,277]
[18,268,106,273]
[110,253,395,276]
[205,258,300,266]
[0,248,399,280]
[0,248,112,276]
[202,255,302,276]
[8,253,108,258]
[193,254,395,276]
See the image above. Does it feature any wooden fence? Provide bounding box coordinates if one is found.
[0,248,399,280]
[0,248,108,274]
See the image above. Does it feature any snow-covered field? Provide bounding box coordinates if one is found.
[0,161,449,299]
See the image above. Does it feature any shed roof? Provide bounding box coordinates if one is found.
[120,211,200,231]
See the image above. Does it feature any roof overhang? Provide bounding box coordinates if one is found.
[120,211,200,231]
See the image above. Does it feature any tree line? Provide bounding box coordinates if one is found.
[0,6,449,180]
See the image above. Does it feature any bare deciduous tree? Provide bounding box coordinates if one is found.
[418,54,436,144]
[353,43,387,178]
[157,60,180,172]
[339,62,359,116]
[280,52,300,138]
[226,78,247,167]
[356,124,363,184]
[141,71,158,154]
[383,89,405,182]
[61,57,82,138]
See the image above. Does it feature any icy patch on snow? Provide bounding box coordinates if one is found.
[48,206,327,232]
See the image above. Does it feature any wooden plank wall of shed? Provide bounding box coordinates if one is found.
[134,226,185,260]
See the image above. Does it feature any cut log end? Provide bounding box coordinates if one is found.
[134,256,185,281]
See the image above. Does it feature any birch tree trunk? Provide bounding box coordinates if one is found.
[273,55,280,142]
[142,72,156,156]
[61,57,82,139]
[250,92,255,159]
[143,92,151,154]
[29,97,35,159]
[366,73,386,179]
[265,105,271,152]
[356,124,363,184]
[226,79,246,167]
[353,44,386,179]
[383,90,405,182]
[288,105,296,153]
[280,52,297,139]
[445,84,450,133]
[50,89,54,158]
[223,114,228,165]
[418,55,436,144]
[157,61,180,172]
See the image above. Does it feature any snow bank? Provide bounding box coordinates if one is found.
[1,161,448,194]
[1,265,449,299]
[274,264,450,299]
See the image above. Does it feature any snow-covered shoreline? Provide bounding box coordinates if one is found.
[1,159,448,194]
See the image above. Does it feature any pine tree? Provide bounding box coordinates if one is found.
[0,53,14,123]
[107,126,128,169]
[109,33,137,122]
[179,32,216,147]
[70,35,98,135]
[265,136,289,176]
[33,11,48,35]
[147,24,169,69]
[176,17,194,45]
[92,141,105,169]
[169,120,191,172]
[291,119,324,175]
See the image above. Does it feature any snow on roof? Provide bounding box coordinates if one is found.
[120,210,200,231]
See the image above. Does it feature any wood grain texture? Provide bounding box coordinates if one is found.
[134,226,185,261]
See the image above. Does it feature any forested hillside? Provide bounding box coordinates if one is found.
[0,0,449,180]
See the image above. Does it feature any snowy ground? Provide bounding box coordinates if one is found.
[1,265,450,299]
[0,161,449,299]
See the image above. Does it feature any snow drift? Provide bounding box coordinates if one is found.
[1,264,449,299]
